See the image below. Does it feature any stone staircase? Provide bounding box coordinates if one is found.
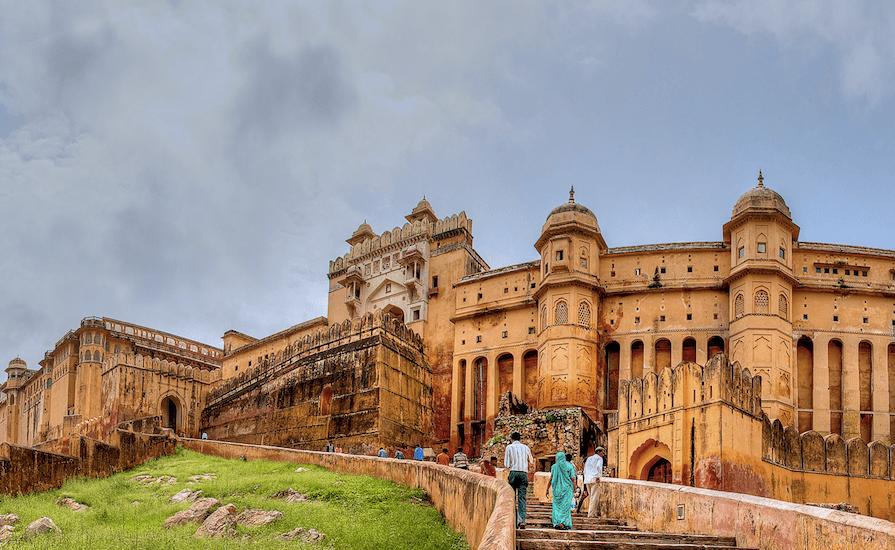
[517,497,757,550]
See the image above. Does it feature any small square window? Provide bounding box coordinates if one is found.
[386,283,392,293]
[863,317,869,324]
[502,331,508,338]
[714,265,719,272]
[530,283,536,289]
[687,266,693,273]
[635,268,641,276]
[779,248,786,259]
[892,320,895,327]
[686,314,692,320]
[528,327,535,334]
[713,313,719,320]
[660,267,666,274]
[476,335,482,343]
[580,257,587,269]
[610,319,615,325]
[477,293,482,300]
[634,317,640,324]
[462,297,466,302]
[611,271,616,277]
[514,287,518,291]
[432,276,439,287]
[803,314,808,320]
[816,267,821,273]
[824,268,830,274]
[738,247,745,258]
[660,315,666,322]
[802,267,807,273]
[833,315,839,322]
[757,243,766,253]
[556,250,564,261]
[504,288,509,293]
[862,271,868,277]
[412,309,420,321]
[461,340,465,345]
[832,268,838,275]
[845,270,850,275]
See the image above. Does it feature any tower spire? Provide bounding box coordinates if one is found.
[569,186,575,203]
[757,170,764,188]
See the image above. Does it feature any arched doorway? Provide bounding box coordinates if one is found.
[160,395,181,432]
[646,458,672,483]
[382,304,405,325]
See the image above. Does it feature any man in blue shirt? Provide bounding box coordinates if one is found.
[414,445,424,461]
[394,449,405,459]
[378,447,387,458]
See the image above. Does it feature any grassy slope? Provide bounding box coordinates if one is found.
[0,448,470,550]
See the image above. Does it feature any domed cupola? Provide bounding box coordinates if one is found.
[346,220,377,246]
[536,187,606,253]
[731,171,792,220]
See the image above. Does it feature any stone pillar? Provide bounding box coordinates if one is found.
[812,336,831,434]
[695,334,708,367]
[872,340,889,443]
[487,354,497,423]
[619,339,632,382]
[513,348,524,400]
[670,335,682,371]
[841,338,860,440]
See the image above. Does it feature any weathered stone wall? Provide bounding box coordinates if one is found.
[0,418,176,496]
[200,313,432,455]
[181,438,514,550]
[597,477,895,550]
[613,353,895,519]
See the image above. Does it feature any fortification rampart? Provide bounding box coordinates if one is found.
[612,353,895,519]
[0,416,176,496]
[200,312,432,454]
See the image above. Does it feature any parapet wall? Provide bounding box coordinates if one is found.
[181,438,514,550]
[597,477,895,550]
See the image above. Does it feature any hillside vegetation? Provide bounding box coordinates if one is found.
[0,448,469,549]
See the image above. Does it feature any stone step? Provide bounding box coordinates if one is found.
[516,529,738,545]
[523,518,636,531]
[517,539,751,550]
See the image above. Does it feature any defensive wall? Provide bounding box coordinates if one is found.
[200,312,433,455]
[181,438,515,550]
[0,416,176,496]
[612,353,895,519]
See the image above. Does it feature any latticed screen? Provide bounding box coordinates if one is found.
[541,306,547,330]
[555,301,568,324]
[735,294,745,317]
[578,302,591,327]
[778,294,788,316]
[755,290,769,313]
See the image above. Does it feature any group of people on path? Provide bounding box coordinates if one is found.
[377,445,425,460]
[502,431,606,530]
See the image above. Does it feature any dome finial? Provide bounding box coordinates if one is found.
[569,186,575,203]
[757,170,764,188]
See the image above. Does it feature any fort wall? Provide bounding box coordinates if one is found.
[200,312,433,455]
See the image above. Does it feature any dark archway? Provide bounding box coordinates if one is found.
[647,458,672,483]
[160,395,181,431]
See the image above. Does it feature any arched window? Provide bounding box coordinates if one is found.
[93,350,100,362]
[541,306,548,330]
[555,301,568,325]
[579,247,588,270]
[320,386,333,416]
[754,290,769,314]
[85,332,93,344]
[778,294,788,317]
[734,294,745,318]
[578,302,591,327]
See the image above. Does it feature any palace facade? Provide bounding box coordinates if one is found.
[4,173,895,462]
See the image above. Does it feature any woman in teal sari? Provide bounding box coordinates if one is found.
[546,451,576,529]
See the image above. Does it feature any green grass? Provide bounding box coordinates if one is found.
[0,447,470,549]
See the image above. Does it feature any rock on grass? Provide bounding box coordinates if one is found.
[278,526,325,543]
[194,503,237,538]
[236,509,284,526]
[164,498,221,528]
[56,497,88,511]
[0,514,18,527]
[170,489,202,503]
[24,517,61,539]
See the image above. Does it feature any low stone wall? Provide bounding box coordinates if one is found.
[0,443,80,495]
[597,477,895,550]
[181,438,515,550]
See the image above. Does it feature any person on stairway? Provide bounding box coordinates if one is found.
[504,431,534,529]
[546,451,576,530]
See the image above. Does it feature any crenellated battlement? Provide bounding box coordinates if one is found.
[761,418,895,478]
[205,311,424,407]
[618,353,763,424]
[328,212,471,275]
[102,352,221,384]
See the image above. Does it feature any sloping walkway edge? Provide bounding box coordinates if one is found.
[181,439,515,550]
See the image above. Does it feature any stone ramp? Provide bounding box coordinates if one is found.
[519,498,756,550]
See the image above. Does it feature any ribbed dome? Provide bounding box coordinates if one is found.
[543,187,600,233]
[732,172,791,220]
[7,357,26,370]
[356,221,373,233]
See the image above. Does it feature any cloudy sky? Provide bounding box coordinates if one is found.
[2,1,894,376]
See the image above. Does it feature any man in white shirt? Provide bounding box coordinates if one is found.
[504,431,534,529]
[583,446,605,517]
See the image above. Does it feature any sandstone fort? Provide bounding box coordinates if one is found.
[5,173,895,522]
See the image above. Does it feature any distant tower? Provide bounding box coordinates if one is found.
[3,357,28,444]
[533,188,607,420]
[723,172,799,428]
